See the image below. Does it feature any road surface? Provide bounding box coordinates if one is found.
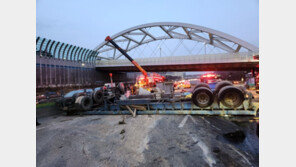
[37,114,258,167]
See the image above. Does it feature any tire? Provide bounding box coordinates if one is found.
[193,83,210,91]
[93,90,104,104]
[218,86,245,108]
[75,96,93,111]
[214,81,233,94]
[237,85,247,95]
[191,87,214,108]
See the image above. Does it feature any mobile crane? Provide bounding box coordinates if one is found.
[105,36,165,88]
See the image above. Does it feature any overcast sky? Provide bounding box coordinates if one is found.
[37,0,258,49]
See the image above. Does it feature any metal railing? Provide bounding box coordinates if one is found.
[96,52,258,67]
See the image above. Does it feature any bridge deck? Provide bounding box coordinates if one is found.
[96,53,258,72]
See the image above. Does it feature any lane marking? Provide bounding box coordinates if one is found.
[187,132,216,167]
[178,115,189,128]
[229,145,253,166]
[200,117,221,131]
[211,125,221,131]
[188,115,198,124]
[36,127,46,131]
[200,116,210,124]
[196,139,216,167]
[179,115,216,167]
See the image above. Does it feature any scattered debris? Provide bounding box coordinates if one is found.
[223,130,246,143]
[119,115,126,124]
[120,129,125,134]
[212,147,220,153]
[119,120,126,124]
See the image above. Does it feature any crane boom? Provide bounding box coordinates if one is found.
[105,36,148,79]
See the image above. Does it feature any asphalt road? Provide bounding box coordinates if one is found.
[37,114,258,167]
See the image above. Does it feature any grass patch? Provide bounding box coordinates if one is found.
[36,102,55,109]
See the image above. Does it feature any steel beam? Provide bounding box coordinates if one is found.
[39,38,46,57]
[76,47,83,61]
[69,46,77,61]
[214,40,235,53]
[182,27,192,39]
[79,49,87,62]
[66,45,73,60]
[62,44,69,60]
[235,45,241,52]
[44,39,52,58]
[139,28,156,40]
[209,33,213,44]
[122,35,140,45]
[159,25,173,38]
[48,40,56,58]
[94,22,259,54]
[57,43,65,60]
[51,42,60,59]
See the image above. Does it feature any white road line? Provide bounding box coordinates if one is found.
[36,127,46,131]
[178,115,189,128]
[179,115,216,167]
[197,139,216,167]
[188,115,198,125]
[188,132,216,167]
[211,125,221,131]
[200,117,221,131]
[200,116,210,124]
[229,145,253,166]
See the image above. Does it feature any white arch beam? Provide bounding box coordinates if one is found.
[94,22,259,60]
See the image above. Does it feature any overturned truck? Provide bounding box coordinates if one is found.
[55,80,258,116]
[56,35,257,116]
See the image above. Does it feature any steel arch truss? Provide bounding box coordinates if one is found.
[94,22,258,60]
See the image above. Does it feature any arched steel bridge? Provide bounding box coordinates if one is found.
[94,22,258,60]
[35,22,259,87]
[95,22,258,71]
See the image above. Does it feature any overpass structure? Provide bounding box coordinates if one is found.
[94,22,258,72]
[96,52,258,72]
[36,22,258,88]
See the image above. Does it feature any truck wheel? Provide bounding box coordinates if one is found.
[93,90,104,104]
[193,83,210,91]
[75,96,93,111]
[237,85,247,95]
[192,87,214,108]
[214,81,233,94]
[218,86,244,108]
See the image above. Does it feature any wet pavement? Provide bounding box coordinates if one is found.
[37,114,258,167]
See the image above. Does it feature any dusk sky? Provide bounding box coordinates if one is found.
[37,0,258,49]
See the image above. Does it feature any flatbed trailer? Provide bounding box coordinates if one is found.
[78,98,258,116]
